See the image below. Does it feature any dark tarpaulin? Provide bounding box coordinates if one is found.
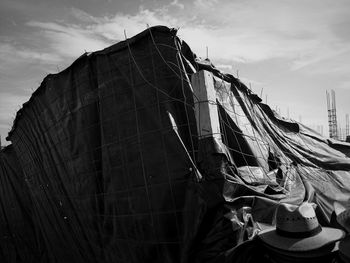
[0,145,44,262]
[8,26,200,263]
[5,26,350,262]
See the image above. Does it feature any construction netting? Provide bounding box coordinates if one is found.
[3,26,350,263]
[0,145,44,262]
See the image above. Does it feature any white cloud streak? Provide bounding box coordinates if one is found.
[170,0,185,10]
[26,21,110,58]
[0,42,62,66]
[22,0,350,71]
[216,64,233,70]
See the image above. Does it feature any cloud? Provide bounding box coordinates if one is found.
[216,64,233,70]
[20,0,350,72]
[26,21,110,58]
[170,0,185,10]
[290,45,350,71]
[0,42,62,97]
[0,92,29,134]
[194,0,218,9]
[0,42,62,66]
[180,0,350,69]
[239,77,264,87]
[92,8,187,41]
[69,7,100,24]
[0,93,26,120]
[25,8,183,59]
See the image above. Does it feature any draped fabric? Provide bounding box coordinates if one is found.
[3,26,350,262]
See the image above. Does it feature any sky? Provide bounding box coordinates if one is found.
[1,0,350,146]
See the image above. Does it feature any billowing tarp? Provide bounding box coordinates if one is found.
[0,145,44,262]
[6,26,350,262]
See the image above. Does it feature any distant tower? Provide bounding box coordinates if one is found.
[346,114,349,137]
[326,90,338,139]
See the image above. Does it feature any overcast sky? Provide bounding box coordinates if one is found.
[1,0,350,145]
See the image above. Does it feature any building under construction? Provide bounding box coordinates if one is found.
[326,89,350,141]
[1,26,350,263]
